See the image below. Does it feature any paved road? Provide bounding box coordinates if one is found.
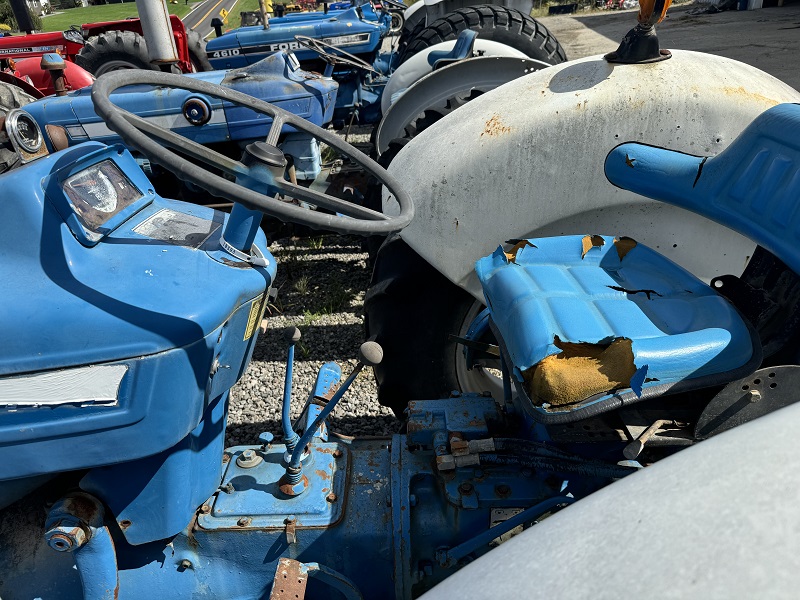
[183,0,241,38]
[540,3,800,89]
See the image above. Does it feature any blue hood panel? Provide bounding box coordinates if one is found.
[23,52,337,148]
[206,7,385,69]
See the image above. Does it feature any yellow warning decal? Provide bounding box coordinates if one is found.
[244,294,266,340]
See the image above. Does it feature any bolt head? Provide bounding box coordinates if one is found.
[45,522,87,553]
[200,504,211,514]
[332,449,343,459]
[326,493,337,503]
[237,517,251,527]
[458,482,474,495]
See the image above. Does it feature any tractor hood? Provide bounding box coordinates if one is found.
[23,52,337,148]
[206,7,384,69]
[385,50,800,300]
[0,143,275,479]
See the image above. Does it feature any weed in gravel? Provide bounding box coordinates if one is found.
[294,275,311,296]
[307,236,325,250]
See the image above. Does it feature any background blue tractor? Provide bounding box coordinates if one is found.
[204,1,567,129]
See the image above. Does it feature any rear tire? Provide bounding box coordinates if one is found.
[76,30,159,77]
[398,5,567,66]
[187,29,213,72]
[364,235,487,415]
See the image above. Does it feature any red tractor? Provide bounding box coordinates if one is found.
[0,15,208,95]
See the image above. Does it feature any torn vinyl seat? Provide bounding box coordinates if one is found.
[475,102,800,424]
[476,237,761,424]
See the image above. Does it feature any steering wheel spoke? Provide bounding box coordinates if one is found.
[276,180,389,221]
[90,70,412,236]
[120,111,245,178]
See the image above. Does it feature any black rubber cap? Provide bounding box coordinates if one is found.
[284,326,301,344]
[245,142,287,168]
[358,341,383,367]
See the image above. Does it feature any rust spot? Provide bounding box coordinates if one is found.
[406,421,424,433]
[722,86,780,108]
[625,154,636,168]
[481,114,512,137]
[279,475,309,496]
[315,469,331,481]
[495,484,512,499]
[222,453,231,463]
[119,520,132,530]
[65,495,100,522]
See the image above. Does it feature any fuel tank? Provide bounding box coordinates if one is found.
[385,50,800,299]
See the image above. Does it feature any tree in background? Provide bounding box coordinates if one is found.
[0,0,44,31]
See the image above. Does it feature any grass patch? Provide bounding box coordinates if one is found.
[40,2,198,32]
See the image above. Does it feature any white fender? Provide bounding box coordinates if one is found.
[382,39,528,114]
[384,50,800,300]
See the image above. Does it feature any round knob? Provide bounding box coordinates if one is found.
[358,341,383,367]
[284,326,301,344]
[258,432,274,446]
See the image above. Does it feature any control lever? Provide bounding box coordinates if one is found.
[279,342,383,496]
[281,327,302,453]
[623,419,673,460]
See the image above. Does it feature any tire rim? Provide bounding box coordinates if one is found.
[454,299,505,400]
[93,60,143,76]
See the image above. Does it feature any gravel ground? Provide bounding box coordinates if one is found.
[226,235,400,447]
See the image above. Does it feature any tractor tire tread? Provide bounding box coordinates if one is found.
[76,30,158,77]
[399,5,566,65]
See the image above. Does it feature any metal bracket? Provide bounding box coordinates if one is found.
[284,518,297,545]
[270,558,308,600]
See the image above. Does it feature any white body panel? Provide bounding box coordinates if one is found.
[136,0,180,64]
[382,39,528,114]
[384,50,800,300]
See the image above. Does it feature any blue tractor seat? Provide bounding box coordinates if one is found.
[476,237,760,423]
[426,30,478,70]
[476,102,800,423]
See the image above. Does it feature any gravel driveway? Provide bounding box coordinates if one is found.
[227,236,399,446]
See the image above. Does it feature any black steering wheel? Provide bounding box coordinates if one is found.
[294,35,381,75]
[91,70,411,235]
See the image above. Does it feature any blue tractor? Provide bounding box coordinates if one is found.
[204,2,567,129]
[11,51,338,226]
[1,57,800,598]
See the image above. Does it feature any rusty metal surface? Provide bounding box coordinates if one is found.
[270,558,308,600]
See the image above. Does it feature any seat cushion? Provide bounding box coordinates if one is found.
[476,235,755,411]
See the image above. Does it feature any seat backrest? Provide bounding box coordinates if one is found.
[427,29,478,69]
[605,103,800,275]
